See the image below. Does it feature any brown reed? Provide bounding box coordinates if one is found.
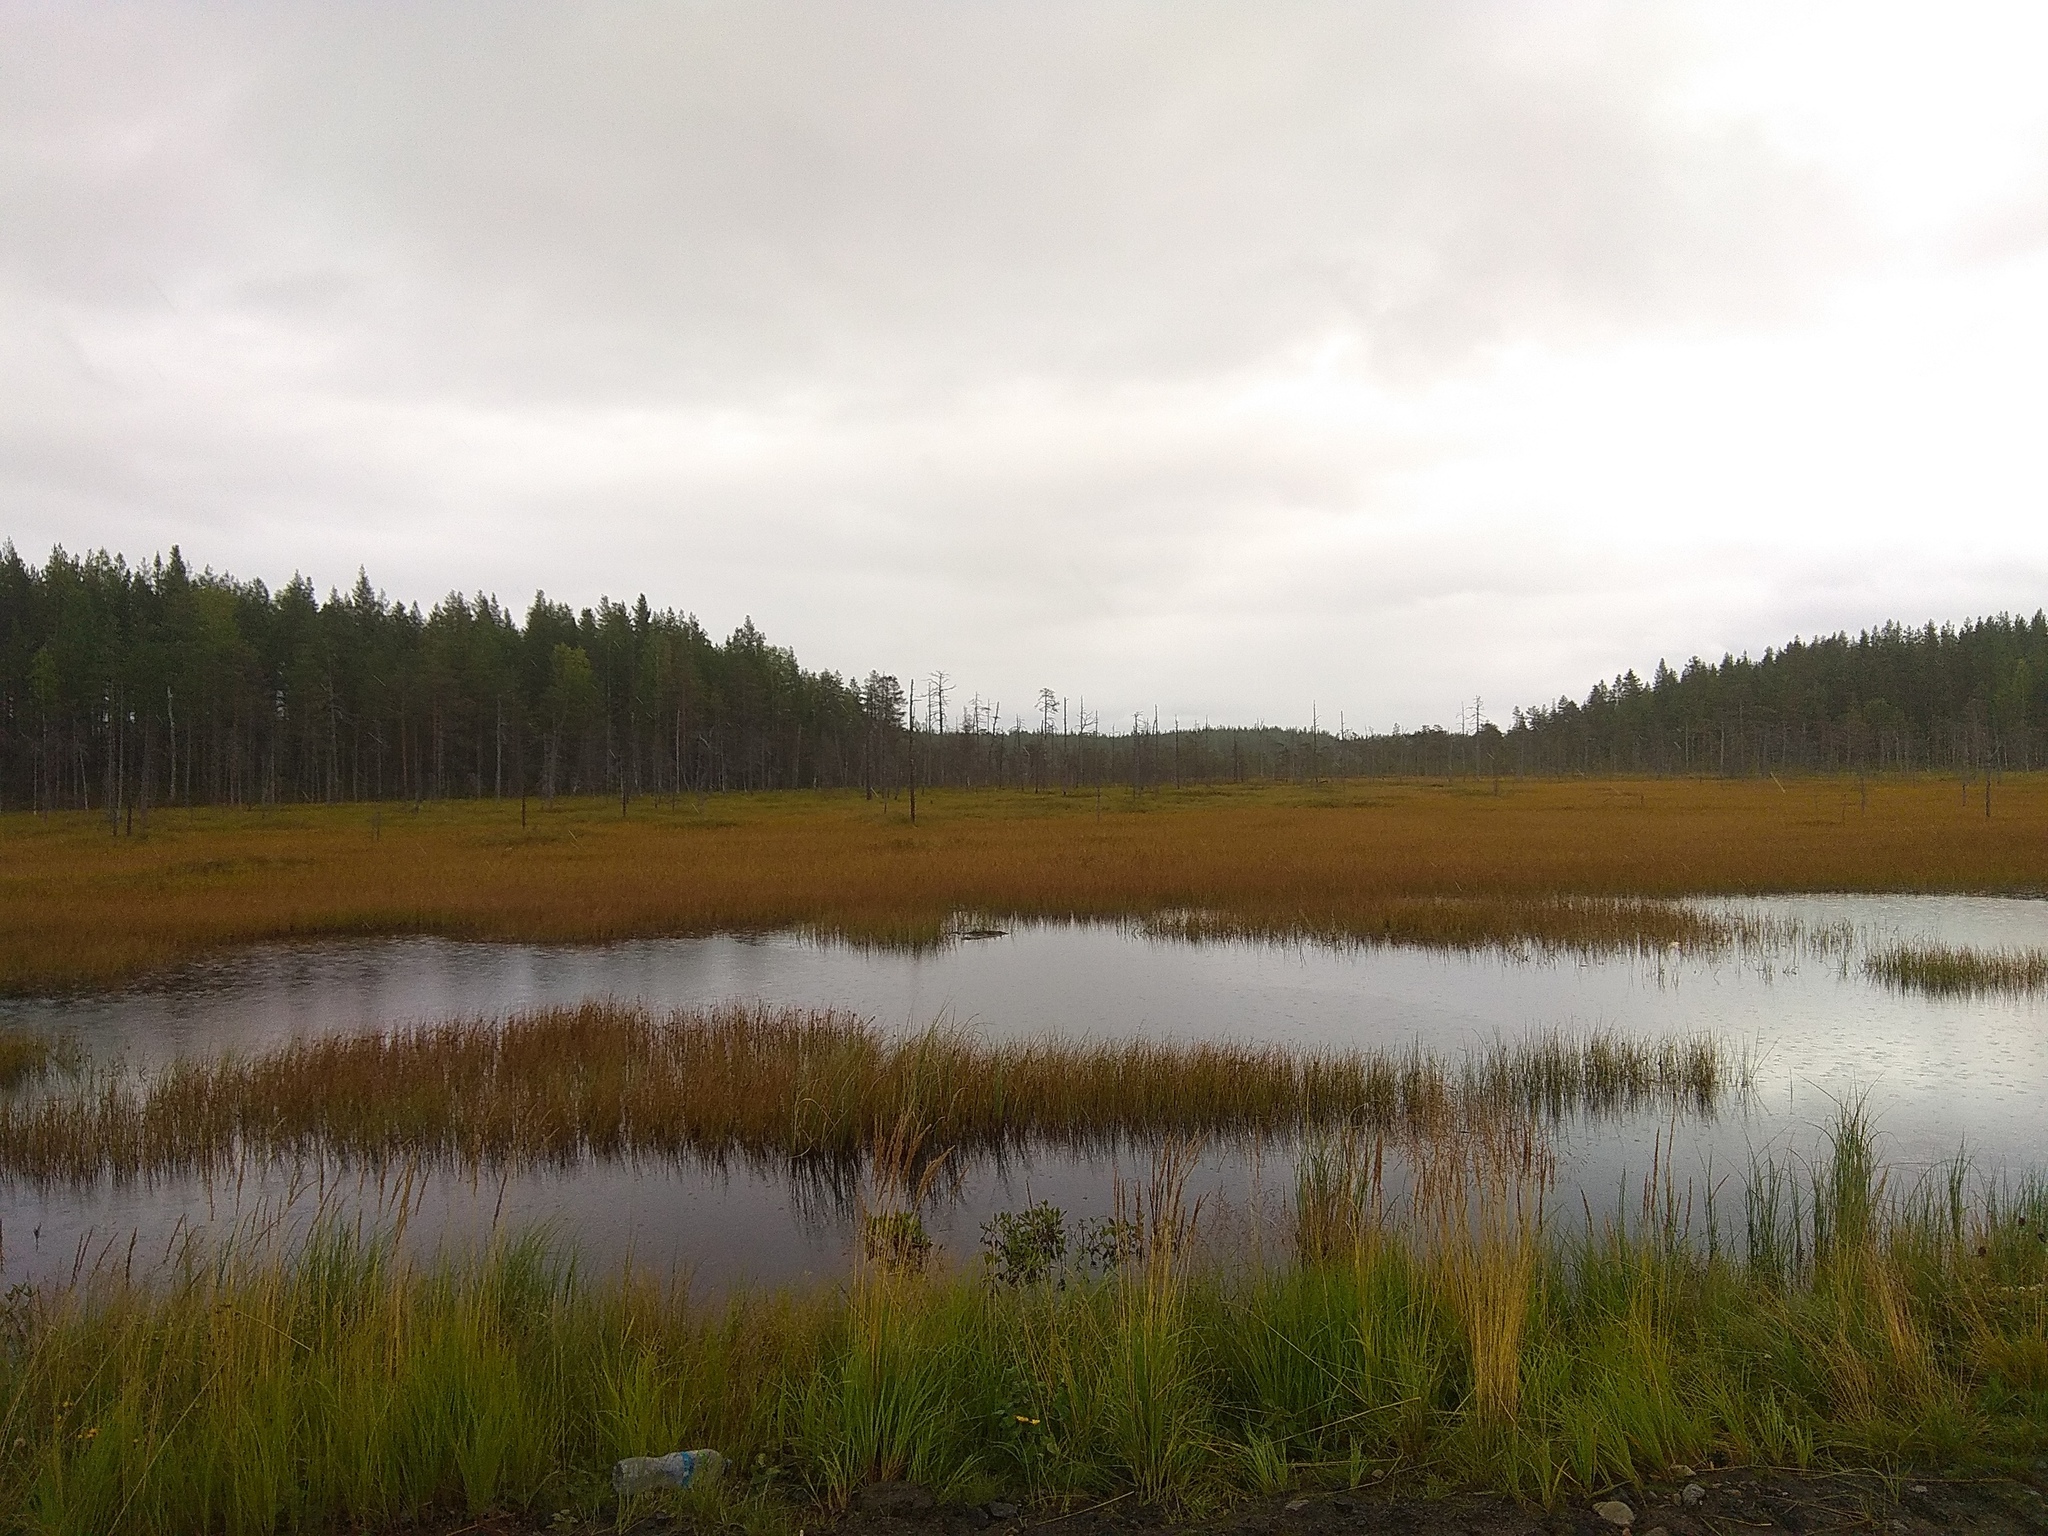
[3,773,2043,994]
[0,1024,83,1090]
[0,1003,1739,1183]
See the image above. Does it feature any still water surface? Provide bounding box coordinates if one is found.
[3,896,2044,1292]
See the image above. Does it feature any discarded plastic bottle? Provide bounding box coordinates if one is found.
[612,1448,724,1500]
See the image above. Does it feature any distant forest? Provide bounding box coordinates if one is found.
[1,543,2042,819]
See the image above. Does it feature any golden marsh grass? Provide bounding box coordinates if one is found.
[0,1002,1741,1182]
[3,774,2043,994]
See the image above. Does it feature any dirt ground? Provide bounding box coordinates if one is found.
[432,1461,2048,1536]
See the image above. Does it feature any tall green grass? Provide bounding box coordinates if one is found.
[4,1112,2044,1534]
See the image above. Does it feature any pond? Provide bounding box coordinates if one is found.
[3,895,2044,1293]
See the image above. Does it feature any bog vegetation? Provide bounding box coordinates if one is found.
[3,542,2045,819]
[2,773,2044,993]
[1864,940,2048,997]
[0,1024,78,1091]
[1,1109,2044,1534]
[0,1003,1738,1182]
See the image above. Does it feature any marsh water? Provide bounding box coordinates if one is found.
[4,895,2045,1292]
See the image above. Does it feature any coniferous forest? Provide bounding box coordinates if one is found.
[1,542,2043,816]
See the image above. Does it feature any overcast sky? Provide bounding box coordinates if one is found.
[5,4,2047,729]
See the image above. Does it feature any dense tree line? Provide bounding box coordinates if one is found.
[1502,615,2047,778]
[1,543,2042,820]
[0,544,907,821]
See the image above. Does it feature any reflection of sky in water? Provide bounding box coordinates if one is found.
[3,896,2043,1291]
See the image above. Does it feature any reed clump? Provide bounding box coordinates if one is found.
[1292,1127,1386,1268]
[4,1112,2044,1533]
[1139,895,1733,959]
[0,1023,83,1090]
[5,774,2043,993]
[1864,940,2048,997]
[0,1004,1740,1182]
[1417,1118,1551,1430]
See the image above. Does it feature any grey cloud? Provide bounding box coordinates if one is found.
[4,5,1857,398]
[0,2,2014,727]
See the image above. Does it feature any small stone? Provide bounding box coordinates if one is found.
[1643,1528,1670,1536]
[1909,1484,1928,1494]
[1593,1499,1635,1529]
[1681,1483,1706,1507]
[987,1501,1020,1521]
[1331,1496,1357,1513]
[1284,1497,1310,1511]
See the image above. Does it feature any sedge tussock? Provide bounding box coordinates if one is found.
[1415,1118,1552,1428]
